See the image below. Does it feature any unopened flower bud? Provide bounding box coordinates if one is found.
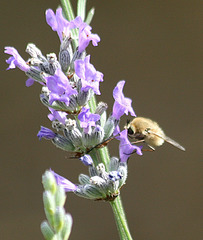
[61,214,73,240]
[104,116,119,139]
[59,49,70,72]
[26,67,44,83]
[55,185,66,207]
[95,102,108,115]
[78,174,90,185]
[40,221,55,240]
[64,128,82,148]
[26,43,46,61]
[42,170,57,194]
[54,207,65,232]
[52,134,75,152]
[79,154,93,166]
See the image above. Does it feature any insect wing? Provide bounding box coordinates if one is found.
[148,130,185,151]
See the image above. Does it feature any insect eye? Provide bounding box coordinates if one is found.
[126,119,130,124]
[145,128,150,134]
[127,127,134,135]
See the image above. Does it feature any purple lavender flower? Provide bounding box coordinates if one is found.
[71,16,100,52]
[112,80,136,120]
[46,8,71,42]
[4,47,30,72]
[75,55,103,95]
[48,109,67,125]
[114,127,142,162]
[78,107,100,133]
[51,170,78,192]
[37,126,56,140]
[44,68,77,105]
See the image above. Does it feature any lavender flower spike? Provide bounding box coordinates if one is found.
[4,47,29,72]
[51,170,78,192]
[112,80,136,120]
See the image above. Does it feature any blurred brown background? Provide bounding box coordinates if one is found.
[1,0,202,239]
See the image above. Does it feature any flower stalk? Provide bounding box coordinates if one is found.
[59,1,133,239]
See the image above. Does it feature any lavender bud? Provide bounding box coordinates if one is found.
[117,163,128,188]
[104,116,119,139]
[47,53,60,75]
[54,186,66,207]
[83,184,104,199]
[66,95,78,112]
[26,43,46,61]
[77,89,91,106]
[95,102,108,115]
[42,170,57,194]
[61,214,73,240]
[59,49,70,72]
[78,174,90,185]
[109,157,120,171]
[40,221,55,240]
[43,191,55,226]
[54,207,65,232]
[26,67,44,83]
[52,134,75,152]
[64,128,82,148]
[88,165,98,177]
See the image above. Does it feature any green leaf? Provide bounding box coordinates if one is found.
[77,0,87,20]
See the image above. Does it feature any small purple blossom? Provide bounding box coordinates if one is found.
[48,109,67,125]
[37,126,56,140]
[75,55,103,95]
[112,80,136,120]
[78,107,100,133]
[4,47,30,72]
[46,8,100,53]
[71,16,100,52]
[51,170,78,192]
[79,154,93,166]
[115,127,142,162]
[45,68,77,105]
[46,8,71,42]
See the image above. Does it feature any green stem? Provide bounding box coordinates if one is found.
[110,196,133,240]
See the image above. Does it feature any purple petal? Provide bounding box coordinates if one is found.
[45,68,77,105]
[46,8,71,42]
[78,25,100,52]
[115,128,143,162]
[48,109,67,125]
[4,47,29,72]
[51,170,78,192]
[25,78,35,87]
[37,126,56,140]
[75,55,103,95]
[78,107,100,132]
[79,154,93,166]
[112,80,136,120]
